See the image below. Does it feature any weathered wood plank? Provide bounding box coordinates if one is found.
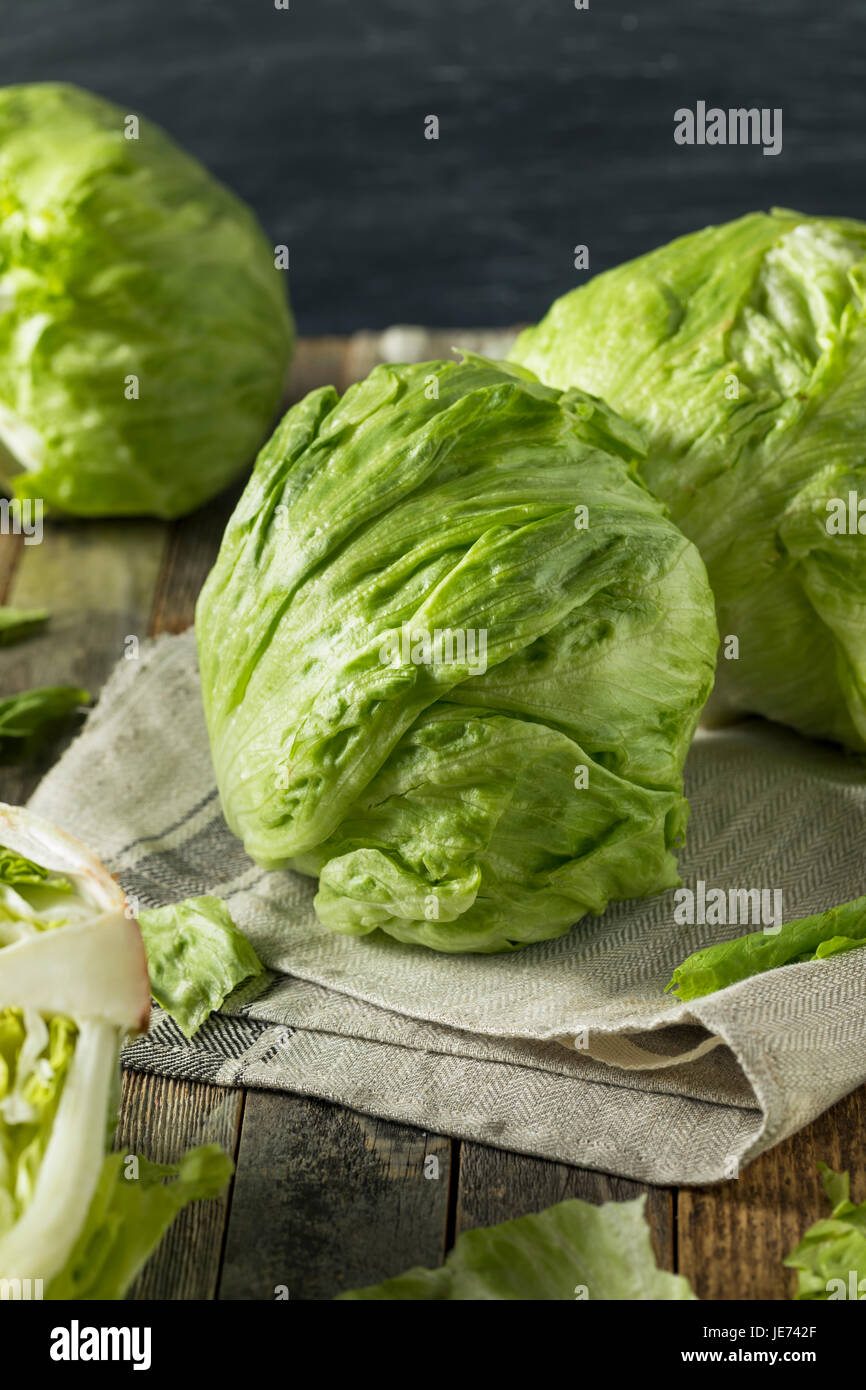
[219,1092,453,1301]
[0,517,166,804]
[678,1083,866,1300]
[114,1072,244,1301]
[456,1143,675,1274]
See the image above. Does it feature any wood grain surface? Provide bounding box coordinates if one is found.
[0,330,863,1301]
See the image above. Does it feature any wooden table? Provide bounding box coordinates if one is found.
[1,331,863,1302]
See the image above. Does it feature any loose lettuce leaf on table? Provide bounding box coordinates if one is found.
[337,1194,696,1300]
[786,1163,866,1300]
[0,686,90,763]
[0,607,49,645]
[667,895,866,1001]
[139,896,264,1038]
[46,1145,233,1299]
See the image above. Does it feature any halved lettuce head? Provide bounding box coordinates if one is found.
[0,802,230,1298]
[197,355,718,953]
[0,83,293,518]
[511,210,866,750]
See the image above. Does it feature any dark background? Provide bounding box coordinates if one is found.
[3,0,865,333]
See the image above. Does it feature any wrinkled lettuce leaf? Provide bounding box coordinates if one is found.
[785,1163,866,1300]
[337,1194,696,1300]
[139,895,264,1038]
[511,209,866,751]
[667,895,866,1001]
[46,1145,233,1300]
[0,686,90,763]
[0,607,49,646]
[198,355,717,953]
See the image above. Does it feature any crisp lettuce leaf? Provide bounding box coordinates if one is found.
[46,1145,233,1300]
[0,686,90,763]
[337,1194,696,1300]
[138,895,264,1038]
[785,1163,866,1300]
[511,210,866,751]
[0,607,49,646]
[197,355,717,953]
[667,895,866,1001]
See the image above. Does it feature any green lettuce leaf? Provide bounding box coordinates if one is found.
[0,83,293,519]
[511,209,866,751]
[0,845,72,891]
[197,355,718,953]
[0,686,89,762]
[667,895,866,1001]
[0,607,49,646]
[138,896,264,1038]
[785,1163,866,1300]
[337,1194,696,1300]
[46,1145,233,1300]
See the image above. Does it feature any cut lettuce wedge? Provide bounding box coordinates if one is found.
[667,895,866,1001]
[337,1194,696,1301]
[139,895,264,1038]
[0,802,232,1298]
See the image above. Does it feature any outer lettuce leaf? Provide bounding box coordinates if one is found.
[785,1163,866,1300]
[138,896,264,1038]
[197,355,717,953]
[0,607,49,646]
[511,209,866,750]
[0,686,89,763]
[667,895,866,1001]
[0,83,293,519]
[337,1194,696,1300]
[46,1145,233,1300]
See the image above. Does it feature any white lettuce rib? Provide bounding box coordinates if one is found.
[0,911,150,1030]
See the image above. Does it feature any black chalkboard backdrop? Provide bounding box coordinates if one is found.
[3,0,865,333]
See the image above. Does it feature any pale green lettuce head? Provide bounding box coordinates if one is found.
[0,83,293,518]
[511,210,866,750]
[197,355,717,953]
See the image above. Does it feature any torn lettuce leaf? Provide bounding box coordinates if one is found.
[337,1194,696,1300]
[138,895,264,1038]
[0,607,49,646]
[0,686,90,763]
[786,1163,866,1300]
[46,1145,233,1300]
[667,895,866,1001]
